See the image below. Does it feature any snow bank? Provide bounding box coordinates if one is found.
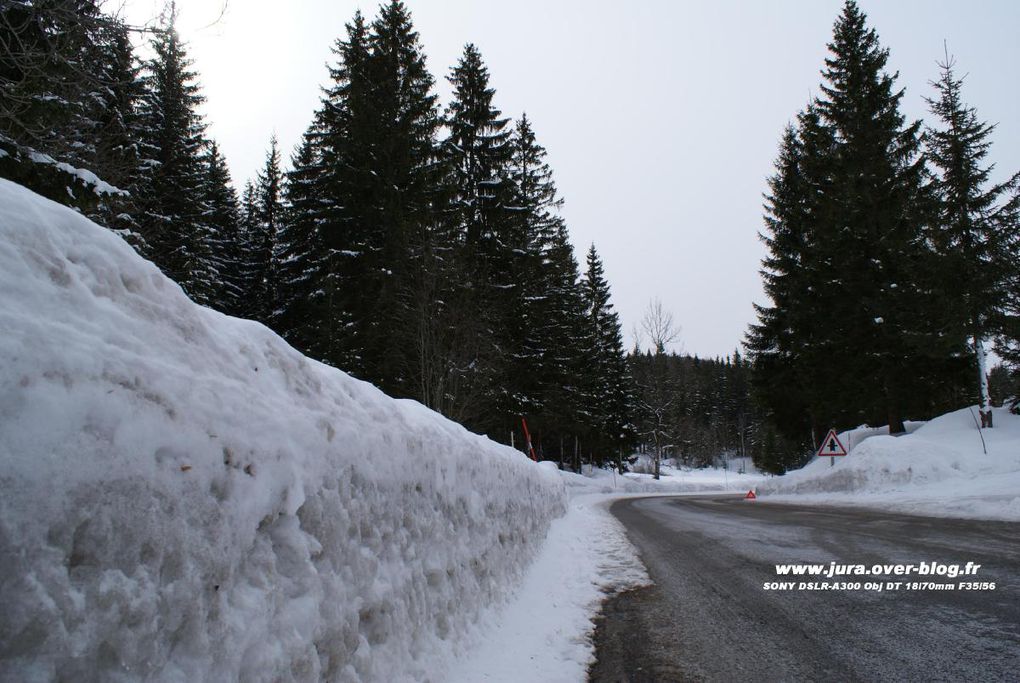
[759,407,1020,520]
[0,179,566,682]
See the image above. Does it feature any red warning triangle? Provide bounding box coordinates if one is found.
[744,490,757,500]
[817,429,848,457]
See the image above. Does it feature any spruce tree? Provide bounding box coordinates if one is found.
[89,20,146,239]
[442,43,516,435]
[750,0,965,441]
[247,136,284,324]
[198,142,243,316]
[309,3,441,394]
[359,1,443,395]
[313,10,372,372]
[746,122,816,441]
[814,0,939,435]
[925,53,1020,427]
[506,114,587,457]
[581,245,636,463]
[0,0,133,209]
[274,131,328,354]
[135,10,217,304]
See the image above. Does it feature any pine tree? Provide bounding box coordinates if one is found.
[0,0,132,208]
[750,0,966,441]
[442,43,516,435]
[235,179,261,309]
[89,19,146,239]
[273,131,328,354]
[506,114,587,458]
[359,1,443,395]
[312,10,372,371]
[580,245,636,463]
[814,0,941,435]
[308,3,442,393]
[135,10,217,304]
[925,53,1020,427]
[198,142,243,316]
[243,136,284,324]
[747,115,825,442]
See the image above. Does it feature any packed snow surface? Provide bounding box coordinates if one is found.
[0,179,566,682]
[447,488,648,682]
[760,407,1020,520]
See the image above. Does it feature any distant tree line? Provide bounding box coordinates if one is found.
[629,348,762,470]
[0,0,637,464]
[747,0,1020,471]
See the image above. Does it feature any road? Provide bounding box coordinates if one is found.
[589,495,1020,682]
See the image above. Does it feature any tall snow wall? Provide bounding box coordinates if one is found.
[0,179,566,682]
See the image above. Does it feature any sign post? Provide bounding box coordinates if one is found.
[521,417,537,462]
[816,428,848,466]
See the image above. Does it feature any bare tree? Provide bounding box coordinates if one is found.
[640,297,681,354]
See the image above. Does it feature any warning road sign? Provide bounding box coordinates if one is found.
[817,429,847,458]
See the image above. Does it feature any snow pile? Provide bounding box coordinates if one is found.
[760,407,1020,520]
[824,420,924,453]
[0,179,566,682]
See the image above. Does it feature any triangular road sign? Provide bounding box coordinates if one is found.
[744,490,757,500]
[817,429,848,458]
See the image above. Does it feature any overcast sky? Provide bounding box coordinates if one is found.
[122,0,1020,358]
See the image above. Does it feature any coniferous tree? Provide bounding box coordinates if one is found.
[747,116,824,445]
[925,54,1020,427]
[198,142,243,315]
[580,245,636,463]
[312,10,372,371]
[89,20,146,238]
[812,0,941,435]
[308,2,441,393]
[360,1,443,395]
[507,114,587,456]
[442,43,515,434]
[245,136,284,323]
[135,10,218,304]
[273,131,328,354]
[750,0,967,442]
[0,0,132,209]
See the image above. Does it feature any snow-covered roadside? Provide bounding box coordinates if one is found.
[759,407,1020,521]
[560,463,764,496]
[447,464,767,681]
[0,179,566,682]
[445,491,648,683]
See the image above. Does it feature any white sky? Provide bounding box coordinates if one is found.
[121,0,1020,359]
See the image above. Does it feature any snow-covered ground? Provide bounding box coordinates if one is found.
[0,179,567,682]
[446,489,647,683]
[447,463,766,681]
[560,461,764,496]
[759,407,1020,521]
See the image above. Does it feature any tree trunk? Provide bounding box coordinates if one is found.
[653,433,661,480]
[975,335,993,428]
[887,404,905,435]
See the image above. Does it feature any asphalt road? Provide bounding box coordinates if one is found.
[589,495,1020,682]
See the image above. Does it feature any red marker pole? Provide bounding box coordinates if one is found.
[521,417,537,462]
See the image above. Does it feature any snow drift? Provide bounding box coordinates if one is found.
[759,407,1020,520]
[0,179,566,682]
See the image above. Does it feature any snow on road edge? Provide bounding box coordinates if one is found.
[445,492,648,683]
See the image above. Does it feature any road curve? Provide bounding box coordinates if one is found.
[589,495,1020,682]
